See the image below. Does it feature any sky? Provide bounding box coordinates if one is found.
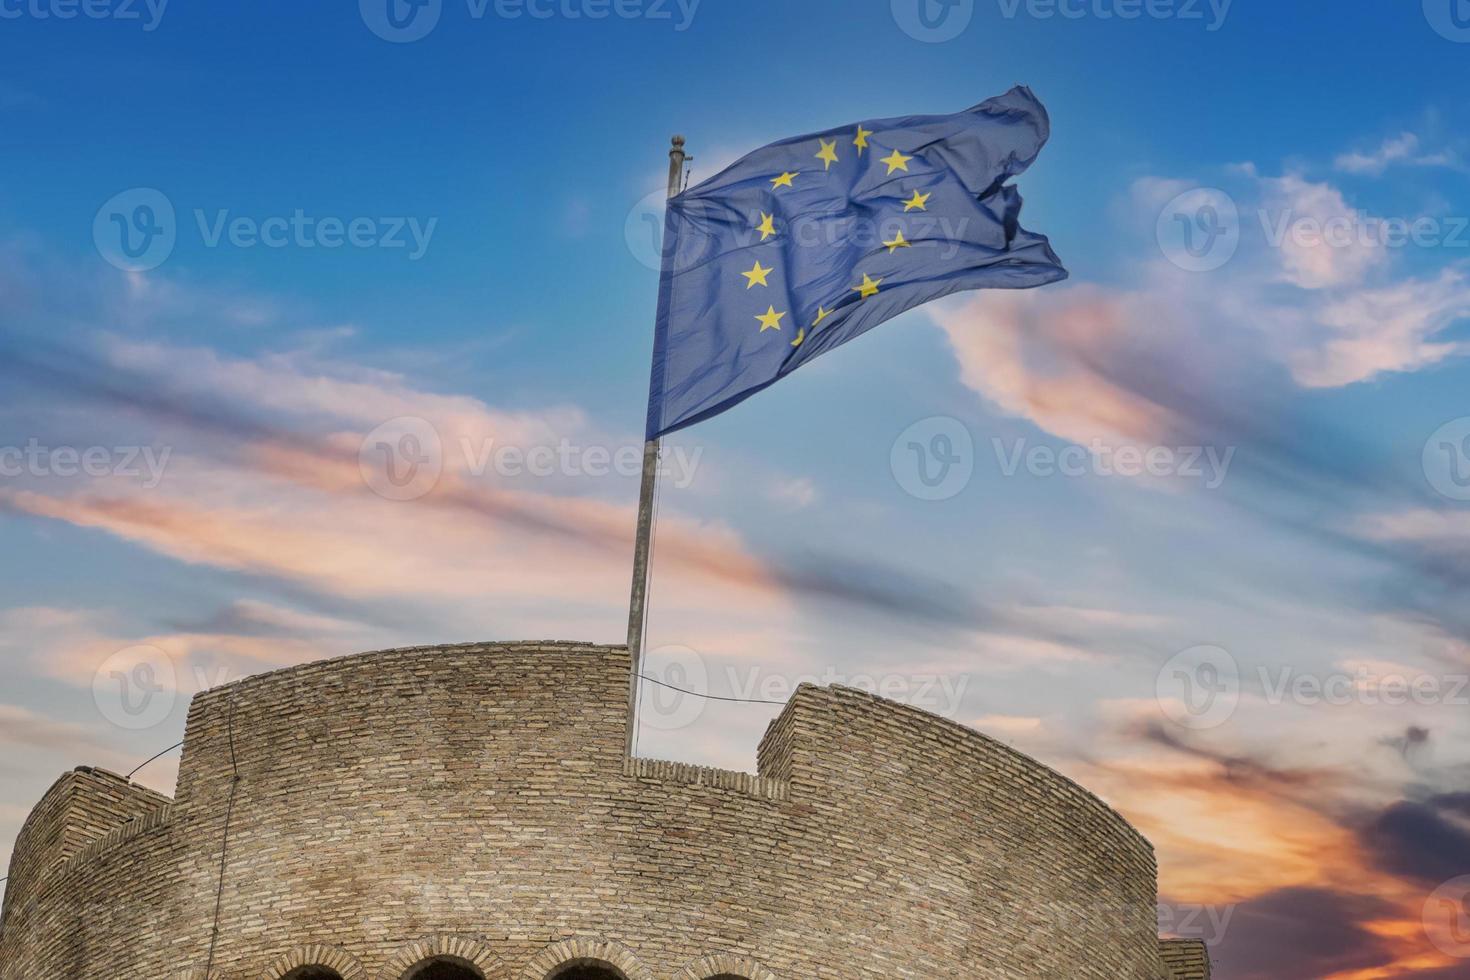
[2,2,1470,977]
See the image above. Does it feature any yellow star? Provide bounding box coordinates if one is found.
[883,230,912,253]
[771,171,798,189]
[755,211,776,241]
[853,273,882,299]
[741,260,773,288]
[903,189,931,212]
[879,149,912,175]
[815,138,839,170]
[812,305,833,327]
[755,306,786,332]
[854,125,872,155]
[790,327,806,347]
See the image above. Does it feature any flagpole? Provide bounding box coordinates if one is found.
[626,134,687,756]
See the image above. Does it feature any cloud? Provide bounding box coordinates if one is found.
[767,476,818,509]
[1289,267,1470,387]
[0,704,124,764]
[1335,132,1458,177]
[0,319,1074,660]
[970,714,1042,736]
[1359,796,1470,887]
[1380,725,1432,762]
[932,284,1183,450]
[0,332,790,621]
[939,172,1470,429]
[0,601,351,697]
[1257,173,1387,290]
[1211,887,1400,980]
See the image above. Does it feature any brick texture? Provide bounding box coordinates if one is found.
[1158,939,1211,979]
[0,642,1210,979]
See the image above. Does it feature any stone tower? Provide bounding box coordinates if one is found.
[0,642,1210,979]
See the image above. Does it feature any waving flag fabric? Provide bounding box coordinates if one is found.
[646,86,1068,440]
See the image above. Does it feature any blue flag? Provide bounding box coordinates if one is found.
[646,86,1068,440]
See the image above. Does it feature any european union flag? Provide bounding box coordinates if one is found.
[646,86,1068,440]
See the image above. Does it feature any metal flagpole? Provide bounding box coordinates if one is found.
[626,134,688,756]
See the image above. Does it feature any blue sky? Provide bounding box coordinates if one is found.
[4,2,1470,977]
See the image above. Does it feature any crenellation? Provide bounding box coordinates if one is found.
[0,641,1207,980]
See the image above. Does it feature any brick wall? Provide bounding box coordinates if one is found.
[1159,939,1212,979]
[0,642,1202,980]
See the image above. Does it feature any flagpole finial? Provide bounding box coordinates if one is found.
[666,136,689,198]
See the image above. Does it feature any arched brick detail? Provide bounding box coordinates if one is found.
[263,944,368,980]
[671,953,777,980]
[520,937,654,980]
[380,936,505,980]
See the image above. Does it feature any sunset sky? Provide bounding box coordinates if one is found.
[3,2,1470,977]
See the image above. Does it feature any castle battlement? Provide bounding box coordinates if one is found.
[0,641,1209,980]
